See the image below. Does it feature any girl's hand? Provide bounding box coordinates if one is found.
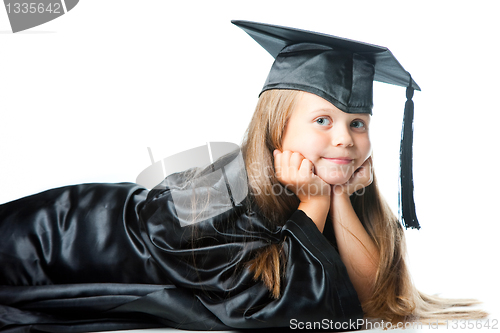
[273,149,330,204]
[333,156,373,197]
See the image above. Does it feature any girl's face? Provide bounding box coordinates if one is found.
[281,91,372,185]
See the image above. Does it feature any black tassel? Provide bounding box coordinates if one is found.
[399,77,421,229]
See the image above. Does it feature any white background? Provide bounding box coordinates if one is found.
[1,0,499,330]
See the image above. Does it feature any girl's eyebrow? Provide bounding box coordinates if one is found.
[308,108,371,120]
[308,108,338,115]
[354,113,371,120]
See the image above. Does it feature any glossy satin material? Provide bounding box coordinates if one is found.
[0,159,362,332]
[232,20,421,95]
[263,43,375,114]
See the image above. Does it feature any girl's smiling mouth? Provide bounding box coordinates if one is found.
[322,157,354,165]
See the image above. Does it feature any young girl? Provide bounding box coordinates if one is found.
[0,20,487,332]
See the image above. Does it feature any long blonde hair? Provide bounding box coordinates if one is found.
[241,89,487,323]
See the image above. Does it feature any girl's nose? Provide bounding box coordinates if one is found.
[332,124,354,147]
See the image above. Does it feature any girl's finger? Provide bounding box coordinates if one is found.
[289,152,304,170]
[364,156,373,169]
[274,150,282,177]
[299,158,314,176]
[281,150,292,169]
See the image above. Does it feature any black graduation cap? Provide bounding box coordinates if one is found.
[232,20,420,230]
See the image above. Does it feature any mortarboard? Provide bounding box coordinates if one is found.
[232,20,420,230]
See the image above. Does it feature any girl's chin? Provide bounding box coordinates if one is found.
[314,164,357,185]
[318,174,353,186]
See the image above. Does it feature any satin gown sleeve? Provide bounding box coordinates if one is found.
[0,176,362,332]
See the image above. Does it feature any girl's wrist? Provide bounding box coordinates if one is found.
[299,194,330,208]
[297,198,330,232]
[330,188,353,216]
[332,186,351,199]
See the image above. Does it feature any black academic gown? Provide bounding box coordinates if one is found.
[0,152,363,332]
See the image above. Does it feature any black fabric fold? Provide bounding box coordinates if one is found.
[0,157,363,331]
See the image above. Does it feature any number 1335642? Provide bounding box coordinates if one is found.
[6,3,61,14]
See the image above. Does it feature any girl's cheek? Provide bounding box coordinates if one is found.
[358,137,372,159]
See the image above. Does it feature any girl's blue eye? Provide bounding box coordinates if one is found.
[351,120,366,129]
[316,117,331,126]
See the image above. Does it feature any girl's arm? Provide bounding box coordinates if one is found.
[273,150,331,232]
[330,157,379,304]
[297,199,330,233]
[274,150,379,303]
